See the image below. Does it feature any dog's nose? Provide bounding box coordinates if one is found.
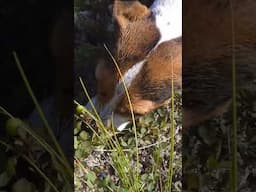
[85,96,130,131]
[109,114,131,131]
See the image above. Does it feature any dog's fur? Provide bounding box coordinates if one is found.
[86,0,181,130]
[88,0,256,130]
[183,0,256,128]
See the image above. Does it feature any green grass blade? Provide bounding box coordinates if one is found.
[0,106,72,179]
[12,51,73,178]
[0,140,60,192]
[78,77,104,128]
[167,56,175,191]
[103,44,140,191]
[0,106,15,119]
[229,0,238,191]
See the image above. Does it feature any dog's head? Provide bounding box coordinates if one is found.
[87,0,182,131]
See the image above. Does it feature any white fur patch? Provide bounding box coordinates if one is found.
[85,97,130,131]
[105,59,146,112]
[112,114,130,131]
[86,60,145,130]
[151,0,182,44]
[86,97,130,131]
[116,60,145,97]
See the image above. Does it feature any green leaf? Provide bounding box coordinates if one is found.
[6,158,16,177]
[5,118,22,137]
[207,155,218,170]
[12,178,36,192]
[0,171,11,187]
[86,171,97,183]
[187,173,199,190]
[74,137,79,149]
[79,131,89,141]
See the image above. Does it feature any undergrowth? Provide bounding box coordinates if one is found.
[74,90,182,192]
[0,52,73,192]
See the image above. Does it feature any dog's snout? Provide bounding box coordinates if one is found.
[85,96,130,131]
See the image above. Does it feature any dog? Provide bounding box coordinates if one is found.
[86,0,182,131]
[87,0,256,131]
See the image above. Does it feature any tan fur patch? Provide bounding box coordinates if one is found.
[145,38,182,88]
[113,0,151,29]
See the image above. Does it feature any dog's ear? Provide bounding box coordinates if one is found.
[113,0,151,29]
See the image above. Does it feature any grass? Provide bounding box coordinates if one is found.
[0,52,73,191]
[104,44,141,191]
[183,85,256,191]
[229,0,238,191]
[167,54,176,192]
[74,95,182,191]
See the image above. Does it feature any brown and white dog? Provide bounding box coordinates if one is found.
[86,0,182,131]
[87,0,256,131]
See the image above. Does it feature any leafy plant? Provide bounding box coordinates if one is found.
[0,52,73,191]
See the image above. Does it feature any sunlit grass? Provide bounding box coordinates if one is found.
[167,55,176,192]
[104,44,141,191]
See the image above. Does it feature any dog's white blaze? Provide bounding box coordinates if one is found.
[105,59,146,113]
[109,60,145,130]
[86,60,145,130]
[151,0,182,44]
[116,60,145,97]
